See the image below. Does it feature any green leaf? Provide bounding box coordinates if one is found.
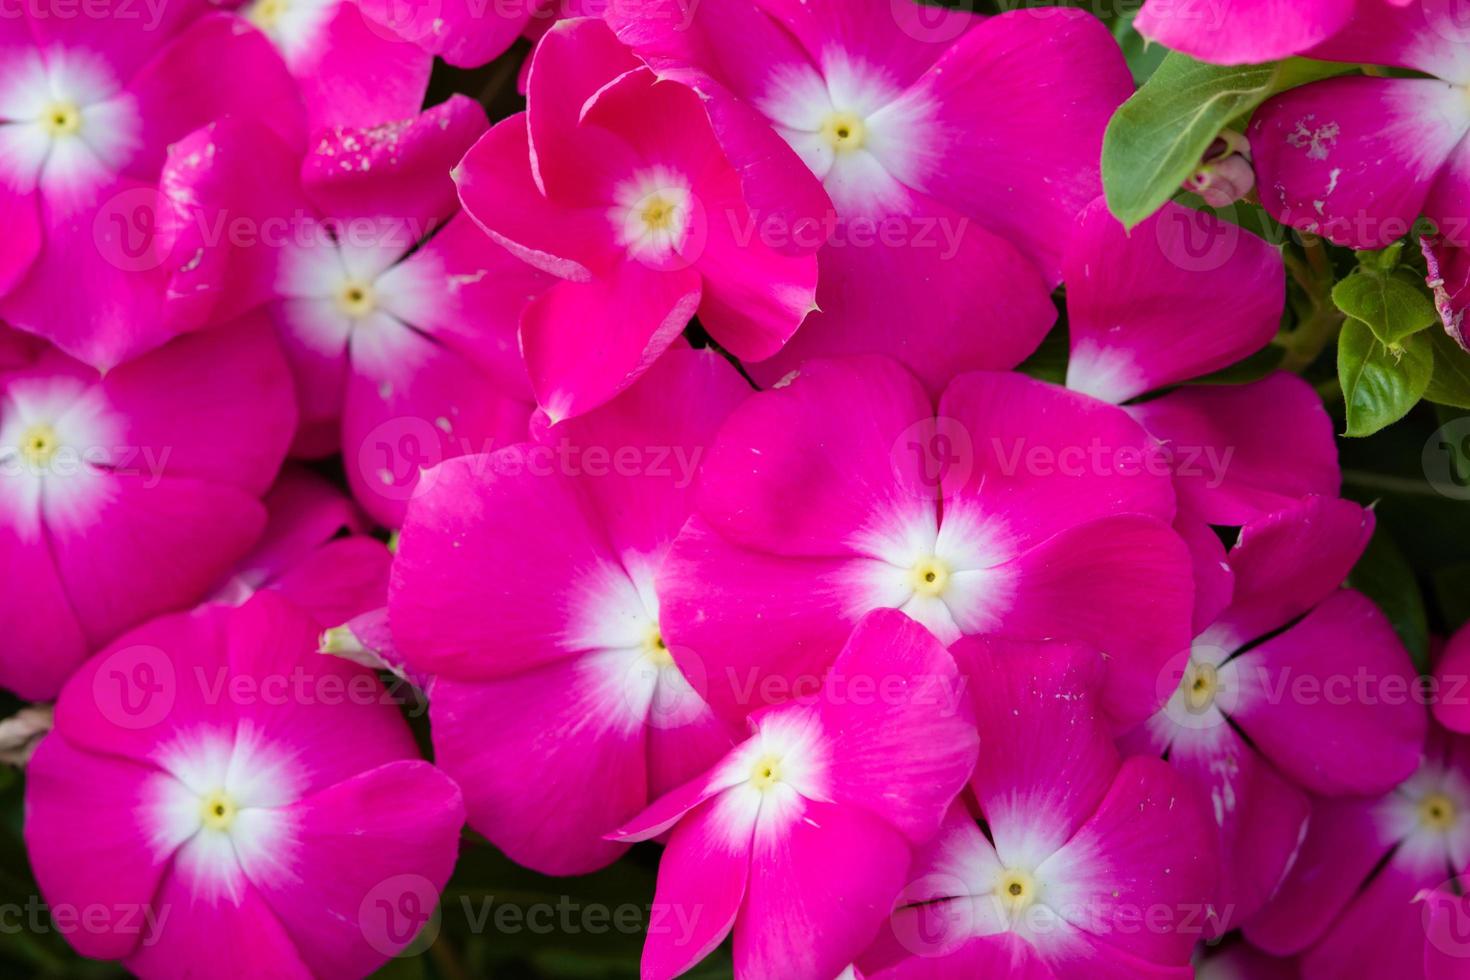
[1426,329,1470,409]
[1332,268,1437,344]
[1102,55,1347,228]
[1434,563,1470,633]
[1338,319,1434,437]
[1348,527,1431,670]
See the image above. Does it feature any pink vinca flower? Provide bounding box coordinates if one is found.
[25,591,465,977]
[389,348,752,874]
[1063,197,1338,531]
[0,5,302,367]
[0,316,295,701]
[454,17,820,420]
[1247,722,1470,980]
[227,0,431,129]
[187,97,550,527]
[1250,1,1470,249]
[610,609,979,980]
[209,465,392,629]
[1133,0,1413,65]
[608,0,1134,389]
[860,636,1217,979]
[1123,495,1425,934]
[660,356,1194,729]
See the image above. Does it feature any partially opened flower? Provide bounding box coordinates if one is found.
[389,348,751,874]
[454,17,820,420]
[1062,198,1337,529]
[0,6,302,367]
[611,608,979,980]
[182,97,549,527]
[660,356,1194,728]
[209,465,392,629]
[608,0,1133,389]
[1122,495,1425,933]
[230,0,431,128]
[1250,2,1470,248]
[25,590,465,977]
[1247,723,1470,979]
[0,316,295,701]
[860,636,1216,979]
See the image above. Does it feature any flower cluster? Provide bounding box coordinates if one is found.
[1,2,1468,979]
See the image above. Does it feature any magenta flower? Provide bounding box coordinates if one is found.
[455,16,820,420]
[1250,1,1470,249]
[187,97,548,526]
[25,591,465,977]
[1247,722,1470,979]
[860,636,1217,978]
[389,349,752,874]
[229,0,431,128]
[660,356,1194,728]
[608,0,1133,389]
[1122,495,1425,933]
[208,465,391,629]
[610,609,979,980]
[0,8,302,367]
[0,316,295,701]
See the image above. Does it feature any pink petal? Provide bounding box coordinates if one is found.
[954,635,1119,865]
[521,265,703,422]
[1134,0,1354,65]
[1127,374,1340,526]
[759,0,981,87]
[125,873,311,979]
[694,355,935,558]
[1299,858,1440,980]
[358,0,531,68]
[1250,76,1470,249]
[865,933,1056,980]
[253,761,464,976]
[0,187,40,297]
[736,798,912,980]
[1168,729,1311,934]
[1063,199,1285,404]
[1178,512,1236,633]
[747,196,1056,392]
[1202,495,1374,653]
[1230,589,1425,796]
[26,0,211,80]
[1039,756,1218,966]
[1420,884,1470,980]
[0,522,88,700]
[818,609,977,843]
[1435,625,1470,733]
[220,465,366,597]
[1246,797,1401,954]
[266,536,392,628]
[283,2,431,129]
[1308,2,1470,80]
[24,736,173,959]
[898,8,1133,283]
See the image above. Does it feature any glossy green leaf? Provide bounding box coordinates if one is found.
[1426,329,1470,409]
[1349,527,1431,670]
[1339,319,1434,437]
[1332,268,1437,344]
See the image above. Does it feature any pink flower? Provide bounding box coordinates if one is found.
[0,315,295,701]
[659,356,1194,729]
[454,16,820,420]
[208,465,392,629]
[186,97,549,527]
[358,0,544,71]
[1250,2,1470,249]
[859,636,1217,978]
[25,590,465,977]
[0,8,302,367]
[1434,623,1470,733]
[1247,722,1470,980]
[610,609,979,980]
[1134,0,1360,65]
[1422,234,1470,352]
[607,1,1133,390]
[388,348,752,874]
[1062,197,1338,529]
[1123,495,1425,933]
[227,0,432,128]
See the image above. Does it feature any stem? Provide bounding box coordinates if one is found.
[1279,235,1345,372]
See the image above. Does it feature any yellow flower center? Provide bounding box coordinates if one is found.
[41,102,81,137]
[997,868,1038,913]
[640,194,682,233]
[643,627,674,666]
[338,281,376,317]
[910,556,950,598]
[247,0,288,29]
[19,424,60,465]
[821,112,867,152]
[199,789,238,831]
[1420,793,1458,832]
[750,754,782,792]
[1181,661,1219,714]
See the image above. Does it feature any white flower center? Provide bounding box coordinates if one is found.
[611,167,693,262]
